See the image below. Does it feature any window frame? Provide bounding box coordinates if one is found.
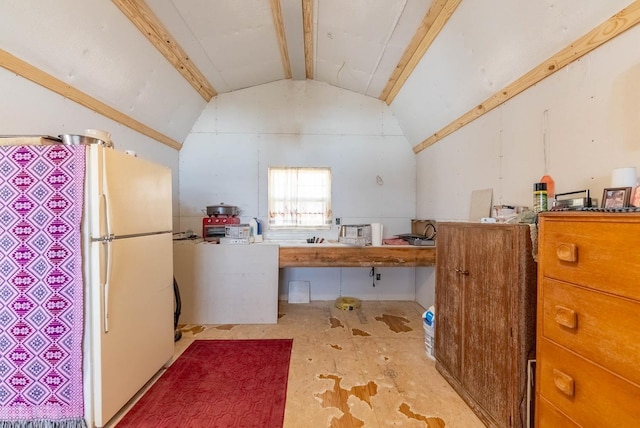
[267,166,332,230]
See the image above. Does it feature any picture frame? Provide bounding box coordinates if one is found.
[601,187,632,209]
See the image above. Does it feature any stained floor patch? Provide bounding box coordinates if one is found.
[375,314,413,333]
[351,328,370,337]
[329,317,344,329]
[316,374,378,428]
[214,324,235,331]
[330,344,342,350]
[399,403,446,427]
[179,325,205,335]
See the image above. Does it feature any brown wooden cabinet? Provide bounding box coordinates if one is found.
[435,222,537,428]
[535,213,640,427]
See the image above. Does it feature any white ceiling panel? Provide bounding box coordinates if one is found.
[315,0,410,94]
[145,0,232,93]
[365,0,433,97]
[281,0,306,80]
[169,0,285,90]
[118,0,436,99]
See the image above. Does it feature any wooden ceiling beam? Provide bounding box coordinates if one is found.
[112,0,217,101]
[302,0,314,79]
[413,0,640,154]
[380,0,461,104]
[270,0,293,79]
[0,48,182,150]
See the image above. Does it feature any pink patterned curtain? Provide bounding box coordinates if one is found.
[0,145,86,427]
[268,167,332,228]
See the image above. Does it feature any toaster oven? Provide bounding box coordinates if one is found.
[202,216,240,242]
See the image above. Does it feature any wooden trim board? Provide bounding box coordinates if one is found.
[0,48,182,150]
[303,0,314,79]
[271,0,293,79]
[112,0,217,101]
[381,0,462,104]
[413,1,640,154]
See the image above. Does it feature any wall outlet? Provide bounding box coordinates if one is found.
[336,217,341,225]
[376,273,381,280]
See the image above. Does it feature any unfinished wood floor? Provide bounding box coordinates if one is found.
[115,300,484,428]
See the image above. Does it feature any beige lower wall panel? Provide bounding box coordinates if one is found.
[173,241,279,324]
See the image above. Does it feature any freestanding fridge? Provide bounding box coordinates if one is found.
[83,145,174,427]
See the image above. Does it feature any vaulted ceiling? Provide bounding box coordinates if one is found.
[115,0,456,103]
[1,1,638,154]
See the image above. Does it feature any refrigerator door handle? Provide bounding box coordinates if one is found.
[103,237,113,333]
[101,188,114,334]
[102,181,112,240]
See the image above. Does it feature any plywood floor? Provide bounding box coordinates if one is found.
[113,300,484,428]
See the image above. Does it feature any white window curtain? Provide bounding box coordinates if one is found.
[268,167,332,228]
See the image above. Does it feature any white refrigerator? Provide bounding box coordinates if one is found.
[82,145,174,427]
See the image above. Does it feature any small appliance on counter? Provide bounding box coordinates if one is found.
[202,203,241,243]
[394,219,437,246]
[551,189,597,210]
[338,224,372,246]
[396,234,435,246]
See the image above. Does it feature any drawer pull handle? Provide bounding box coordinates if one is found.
[454,268,469,276]
[553,369,575,397]
[554,306,577,329]
[556,243,578,262]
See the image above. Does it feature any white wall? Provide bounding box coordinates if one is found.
[179,80,419,301]
[416,24,640,221]
[410,9,640,310]
[392,0,635,147]
[0,0,209,230]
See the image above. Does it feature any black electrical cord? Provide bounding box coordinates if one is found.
[173,277,182,342]
[370,267,375,287]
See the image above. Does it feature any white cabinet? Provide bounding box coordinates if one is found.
[173,241,279,324]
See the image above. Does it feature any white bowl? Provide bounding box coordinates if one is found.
[84,129,111,142]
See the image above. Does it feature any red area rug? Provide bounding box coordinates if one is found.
[117,339,293,428]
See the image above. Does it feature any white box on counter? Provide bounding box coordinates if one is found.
[338,224,372,246]
[225,224,250,239]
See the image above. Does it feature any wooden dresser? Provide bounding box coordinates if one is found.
[535,212,640,426]
[435,222,537,428]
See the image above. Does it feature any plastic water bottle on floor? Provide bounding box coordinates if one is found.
[423,306,435,360]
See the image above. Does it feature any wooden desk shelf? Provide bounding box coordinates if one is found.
[278,245,436,267]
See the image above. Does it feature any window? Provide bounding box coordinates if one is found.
[268,167,332,229]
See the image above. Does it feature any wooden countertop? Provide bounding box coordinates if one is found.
[278,245,436,267]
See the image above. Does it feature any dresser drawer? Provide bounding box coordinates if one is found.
[538,338,640,426]
[541,278,640,385]
[535,396,579,428]
[539,219,640,300]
